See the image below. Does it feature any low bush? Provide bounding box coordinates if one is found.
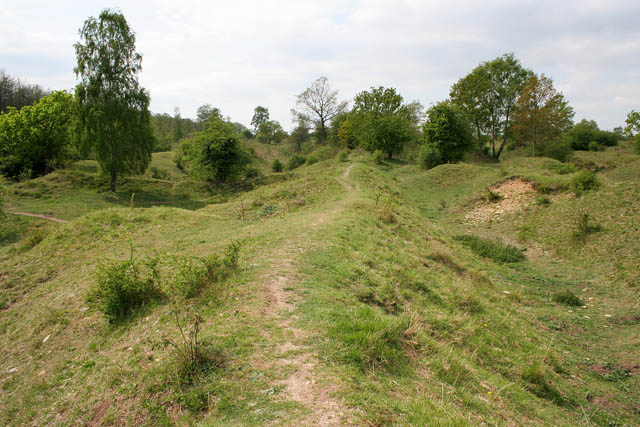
[570,170,599,195]
[244,167,260,179]
[553,290,583,307]
[305,155,318,165]
[418,144,442,169]
[454,235,525,263]
[373,149,385,165]
[271,158,283,172]
[287,154,306,170]
[588,141,599,152]
[150,166,170,180]
[89,256,161,322]
[337,150,349,162]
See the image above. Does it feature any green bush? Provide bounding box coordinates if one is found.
[373,149,385,165]
[588,141,599,152]
[541,138,573,162]
[418,144,442,169]
[553,290,583,306]
[570,170,599,195]
[150,166,170,180]
[244,167,260,179]
[271,158,283,172]
[287,154,306,170]
[594,130,618,147]
[337,150,349,162]
[89,257,161,322]
[454,235,525,263]
[305,155,318,165]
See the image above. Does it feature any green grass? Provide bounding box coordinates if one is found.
[0,147,638,425]
[454,234,526,263]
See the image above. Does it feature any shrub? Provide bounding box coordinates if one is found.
[421,102,473,163]
[373,149,385,165]
[418,144,442,169]
[484,188,502,202]
[175,119,251,182]
[271,158,283,172]
[553,290,583,306]
[89,257,161,322]
[287,154,306,170]
[305,155,318,165]
[594,130,618,147]
[588,141,599,152]
[150,166,170,180]
[571,170,599,195]
[337,150,349,162]
[535,195,551,207]
[541,137,573,162]
[244,167,260,179]
[454,235,525,263]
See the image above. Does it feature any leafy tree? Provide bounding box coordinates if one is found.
[512,74,574,156]
[232,122,253,139]
[196,104,222,130]
[293,77,347,144]
[74,9,154,192]
[450,66,492,142]
[450,53,532,159]
[251,106,269,132]
[289,114,311,151]
[625,110,640,151]
[176,118,250,182]
[421,102,473,165]
[350,86,413,159]
[256,120,287,144]
[172,107,184,142]
[566,119,599,150]
[0,91,75,179]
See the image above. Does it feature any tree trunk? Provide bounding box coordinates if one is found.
[109,171,117,192]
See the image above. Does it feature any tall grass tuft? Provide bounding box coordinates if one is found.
[454,235,525,263]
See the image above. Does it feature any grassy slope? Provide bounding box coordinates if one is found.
[0,147,638,425]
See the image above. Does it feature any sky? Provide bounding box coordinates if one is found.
[1,0,639,131]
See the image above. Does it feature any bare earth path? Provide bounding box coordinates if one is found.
[8,211,68,223]
[256,165,358,425]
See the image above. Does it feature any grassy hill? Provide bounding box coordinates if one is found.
[0,145,638,425]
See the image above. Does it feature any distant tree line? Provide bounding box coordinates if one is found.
[0,70,50,114]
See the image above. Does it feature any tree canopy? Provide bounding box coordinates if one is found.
[176,118,250,182]
[74,9,154,192]
[512,74,574,156]
[256,120,287,144]
[350,86,414,158]
[251,106,270,132]
[293,77,347,144]
[421,102,473,166]
[0,91,75,179]
[451,53,532,159]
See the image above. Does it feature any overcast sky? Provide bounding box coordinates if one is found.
[2,0,639,130]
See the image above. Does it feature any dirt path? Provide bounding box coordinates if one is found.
[9,211,68,224]
[256,165,357,425]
